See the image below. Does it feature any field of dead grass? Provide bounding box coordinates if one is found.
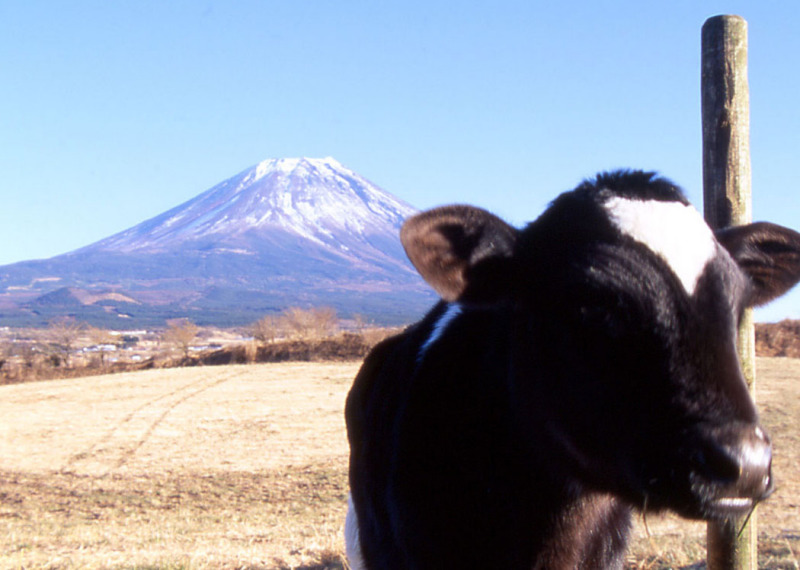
[0,358,798,569]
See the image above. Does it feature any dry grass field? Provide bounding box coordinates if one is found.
[0,358,798,569]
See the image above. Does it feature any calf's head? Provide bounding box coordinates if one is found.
[401,171,800,520]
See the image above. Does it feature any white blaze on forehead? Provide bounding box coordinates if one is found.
[603,197,717,294]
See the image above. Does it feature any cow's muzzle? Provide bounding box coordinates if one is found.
[690,422,774,519]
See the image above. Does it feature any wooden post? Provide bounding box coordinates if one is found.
[701,14,757,570]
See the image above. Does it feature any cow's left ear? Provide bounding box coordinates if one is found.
[401,205,518,303]
[716,222,800,306]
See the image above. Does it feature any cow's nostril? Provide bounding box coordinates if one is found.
[694,440,741,484]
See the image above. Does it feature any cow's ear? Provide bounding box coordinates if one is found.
[716,222,800,306]
[401,205,518,302]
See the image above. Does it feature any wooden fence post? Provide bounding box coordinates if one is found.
[701,14,757,570]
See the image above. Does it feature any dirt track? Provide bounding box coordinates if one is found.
[0,362,355,476]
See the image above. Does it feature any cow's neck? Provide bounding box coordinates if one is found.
[534,492,631,570]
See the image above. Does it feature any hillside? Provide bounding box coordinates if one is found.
[756,319,800,357]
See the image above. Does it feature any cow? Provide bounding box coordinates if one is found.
[344,170,800,569]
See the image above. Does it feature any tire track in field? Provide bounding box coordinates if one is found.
[61,367,249,475]
[63,378,212,469]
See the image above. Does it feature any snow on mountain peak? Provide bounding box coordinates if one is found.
[81,157,418,258]
[252,157,343,181]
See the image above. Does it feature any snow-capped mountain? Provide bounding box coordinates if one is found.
[86,157,415,256]
[0,158,435,327]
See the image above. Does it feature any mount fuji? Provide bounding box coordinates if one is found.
[0,158,436,327]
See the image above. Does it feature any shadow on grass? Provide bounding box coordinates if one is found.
[275,560,346,570]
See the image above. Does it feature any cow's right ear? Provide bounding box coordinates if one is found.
[400,205,518,303]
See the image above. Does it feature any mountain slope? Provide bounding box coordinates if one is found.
[82,157,414,261]
[0,158,435,327]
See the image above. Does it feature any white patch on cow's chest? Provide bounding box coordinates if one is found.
[603,197,717,295]
[418,302,462,361]
[345,494,366,570]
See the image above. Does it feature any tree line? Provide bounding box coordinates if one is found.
[0,306,371,384]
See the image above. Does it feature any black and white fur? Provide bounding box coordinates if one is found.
[345,171,800,569]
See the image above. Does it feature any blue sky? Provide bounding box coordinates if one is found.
[1,1,799,320]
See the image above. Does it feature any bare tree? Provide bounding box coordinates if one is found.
[311,306,338,338]
[252,314,282,345]
[17,338,38,375]
[86,326,118,368]
[163,318,200,358]
[47,317,84,368]
[352,313,368,334]
[281,306,338,340]
[0,338,11,377]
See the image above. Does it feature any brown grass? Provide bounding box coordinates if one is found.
[0,363,354,569]
[0,359,798,569]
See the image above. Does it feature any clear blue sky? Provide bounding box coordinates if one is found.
[1,1,799,320]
